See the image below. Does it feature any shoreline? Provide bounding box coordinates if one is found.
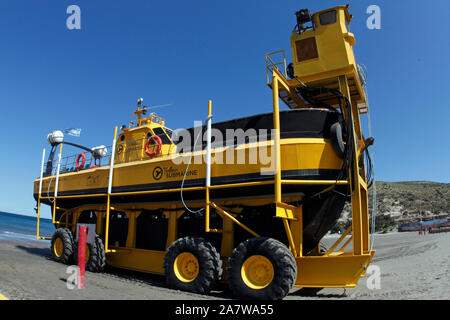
[0,231,449,300]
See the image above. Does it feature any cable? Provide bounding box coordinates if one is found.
[294,82,355,241]
[180,123,206,215]
[365,85,377,252]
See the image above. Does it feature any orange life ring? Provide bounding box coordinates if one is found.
[76,153,86,170]
[145,135,162,158]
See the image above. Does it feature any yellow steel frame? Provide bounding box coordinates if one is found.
[36,143,64,240]
[267,59,374,287]
[36,53,373,290]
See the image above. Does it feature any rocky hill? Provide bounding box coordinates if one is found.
[331,181,449,233]
[374,181,449,220]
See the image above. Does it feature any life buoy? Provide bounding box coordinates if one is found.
[145,135,162,158]
[76,153,86,170]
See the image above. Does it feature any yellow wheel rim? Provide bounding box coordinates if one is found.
[53,238,63,257]
[85,245,90,263]
[173,252,199,283]
[241,255,274,290]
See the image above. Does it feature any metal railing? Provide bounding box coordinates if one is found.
[44,132,174,175]
[265,50,287,84]
[45,147,113,176]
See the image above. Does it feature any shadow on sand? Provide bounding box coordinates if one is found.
[290,287,348,298]
[16,245,53,260]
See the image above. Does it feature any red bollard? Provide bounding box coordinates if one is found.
[78,225,87,289]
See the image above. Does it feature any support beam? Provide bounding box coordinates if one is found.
[339,75,363,255]
[105,126,118,253]
[272,74,282,204]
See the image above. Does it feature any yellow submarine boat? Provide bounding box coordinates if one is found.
[34,5,375,300]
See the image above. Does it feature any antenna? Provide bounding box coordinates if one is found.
[147,103,173,110]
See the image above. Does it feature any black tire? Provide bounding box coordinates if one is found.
[330,122,345,158]
[163,237,222,294]
[51,228,74,264]
[227,237,297,300]
[74,235,106,272]
[95,236,106,271]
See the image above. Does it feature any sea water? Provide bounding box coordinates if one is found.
[0,211,55,242]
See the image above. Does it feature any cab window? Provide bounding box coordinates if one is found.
[319,10,336,25]
[152,127,172,144]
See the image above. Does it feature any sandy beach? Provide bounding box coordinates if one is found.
[0,231,449,300]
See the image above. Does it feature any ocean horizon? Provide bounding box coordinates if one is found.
[0,211,55,242]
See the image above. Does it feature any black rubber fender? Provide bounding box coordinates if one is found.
[330,122,345,158]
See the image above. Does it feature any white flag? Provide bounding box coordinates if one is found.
[65,128,82,137]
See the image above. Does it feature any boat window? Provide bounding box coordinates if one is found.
[152,127,172,145]
[164,128,174,139]
[319,10,337,25]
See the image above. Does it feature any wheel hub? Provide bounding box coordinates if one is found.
[53,238,63,257]
[174,252,199,282]
[241,255,274,290]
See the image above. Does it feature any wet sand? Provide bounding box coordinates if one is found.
[0,232,449,300]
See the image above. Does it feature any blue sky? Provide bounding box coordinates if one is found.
[0,0,449,217]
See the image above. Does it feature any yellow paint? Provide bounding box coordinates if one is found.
[174,252,199,283]
[211,203,259,238]
[325,225,352,256]
[106,248,165,275]
[290,7,355,80]
[35,138,342,198]
[221,217,235,257]
[294,252,374,287]
[241,255,274,290]
[34,5,375,291]
[53,237,63,257]
[290,204,303,257]
[83,245,90,263]
[0,292,8,300]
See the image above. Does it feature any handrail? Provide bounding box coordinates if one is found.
[52,143,63,224]
[325,225,352,255]
[36,148,51,240]
[105,126,118,253]
[210,202,259,237]
[265,50,287,84]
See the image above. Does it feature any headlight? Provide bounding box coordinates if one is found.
[47,130,64,145]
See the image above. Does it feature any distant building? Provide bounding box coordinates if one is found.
[398,217,450,233]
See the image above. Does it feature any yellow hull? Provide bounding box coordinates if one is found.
[35,138,343,206]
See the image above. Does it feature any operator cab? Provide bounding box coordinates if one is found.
[114,99,177,164]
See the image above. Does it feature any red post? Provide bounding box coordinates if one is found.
[78,225,87,289]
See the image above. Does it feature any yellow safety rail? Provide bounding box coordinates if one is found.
[36,148,51,240]
[105,126,118,253]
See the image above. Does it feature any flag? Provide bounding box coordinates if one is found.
[65,128,82,137]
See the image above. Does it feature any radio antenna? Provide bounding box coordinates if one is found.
[147,103,172,110]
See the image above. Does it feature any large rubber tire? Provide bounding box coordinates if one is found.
[330,122,345,158]
[164,237,222,294]
[51,228,74,264]
[95,236,106,272]
[74,235,106,272]
[227,237,297,300]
